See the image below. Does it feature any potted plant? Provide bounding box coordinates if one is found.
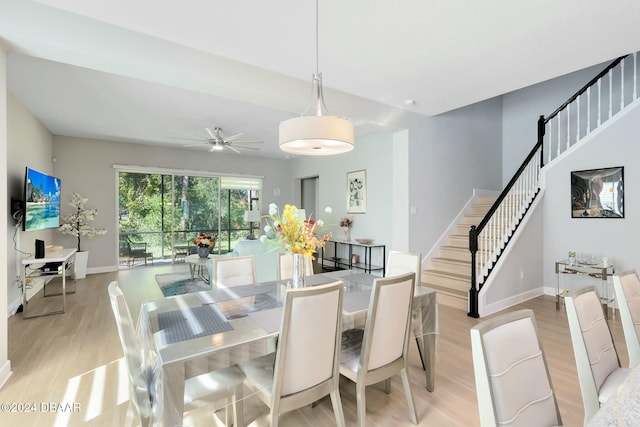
[59,193,107,279]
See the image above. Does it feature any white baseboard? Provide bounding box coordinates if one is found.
[0,360,12,390]
[480,288,544,317]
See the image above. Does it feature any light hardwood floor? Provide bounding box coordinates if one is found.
[0,264,629,426]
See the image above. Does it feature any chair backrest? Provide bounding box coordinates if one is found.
[470,309,562,427]
[565,286,621,421]
[613,270,640,368]
[107,281,152,427]
[386,250,422,284]
[361,272,415,372]
[213,255,256,288]
[277,252,315,281]
[272,281,344,402]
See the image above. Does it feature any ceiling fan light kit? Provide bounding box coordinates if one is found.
[278,0,355,156]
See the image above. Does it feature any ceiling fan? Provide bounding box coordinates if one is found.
[177,127,263,153]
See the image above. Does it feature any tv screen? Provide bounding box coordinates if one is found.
[24,167,61,231]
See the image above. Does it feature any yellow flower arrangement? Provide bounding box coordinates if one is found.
[261,203,332,259]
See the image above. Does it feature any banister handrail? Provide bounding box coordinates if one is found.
[474,141,542,233]
[544,55,627,123]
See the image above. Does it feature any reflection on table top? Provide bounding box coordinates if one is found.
[140,270,436,365]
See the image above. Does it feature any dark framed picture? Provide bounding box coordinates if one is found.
[571,166,624,218]
[347,169,366,214]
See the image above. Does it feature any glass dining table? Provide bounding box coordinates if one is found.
[138,270,439,427]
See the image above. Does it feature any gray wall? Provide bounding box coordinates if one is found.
[51,136,295,273]
[542,103,640,293]
[502,63,606,182]
[6,92,56,314]
[410,98,504,258]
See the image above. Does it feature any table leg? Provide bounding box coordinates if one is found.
[159,362,185,427]
[189,264,195,281]
[416,334,435,392]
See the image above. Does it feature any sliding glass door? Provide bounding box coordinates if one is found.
[118,170,260,267]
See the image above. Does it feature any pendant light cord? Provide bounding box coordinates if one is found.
[315,0,319,76]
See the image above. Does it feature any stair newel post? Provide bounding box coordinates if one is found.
[468,225,480,318]
[537,115,546,164]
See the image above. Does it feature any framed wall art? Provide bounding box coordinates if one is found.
[347,169,366,214]
[570,166,624,218]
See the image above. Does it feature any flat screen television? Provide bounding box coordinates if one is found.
[23,167,61,231]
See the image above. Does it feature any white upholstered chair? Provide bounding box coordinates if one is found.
[470,309,562,427]
[340,272,418,427]
[613,270,640,369]
[212,255,256,289]
[107,282,245,427]
[565,286,631,424]
[386,250,426,369]
[239,281,346,427]
[386,250,422,284]
[277,252,315,281]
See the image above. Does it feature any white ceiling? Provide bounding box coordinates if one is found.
[2,0,640,159]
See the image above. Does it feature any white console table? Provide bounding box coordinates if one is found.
[22,248,77,319]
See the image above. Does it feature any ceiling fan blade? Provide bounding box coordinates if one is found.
[225,145,241,154]
[233,144,260,150]
[184,143,208,148]
[174,130,207,140]
[234,140,263,144]
[205,127,216,139]
[224,132,245,142]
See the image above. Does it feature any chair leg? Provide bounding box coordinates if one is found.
[329,388,346,427]
[400,368,418,424]
[356,382,367,427]
[384,378,391,394]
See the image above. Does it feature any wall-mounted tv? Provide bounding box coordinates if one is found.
[24,167,61,231]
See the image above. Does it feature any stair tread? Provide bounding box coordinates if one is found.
[431,257,470,266]
[422,269,470,280]
[421,282,468,297]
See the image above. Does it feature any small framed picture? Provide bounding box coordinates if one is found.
[347,169,366,214]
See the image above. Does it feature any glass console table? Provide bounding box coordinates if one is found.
[555,259,614,318]
[22,248,77,318]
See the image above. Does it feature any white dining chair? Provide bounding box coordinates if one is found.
[470,309,563,427]
[239,281,346,427]
[277,252,315,281]
[386,250,422,284]
[212,255,256,289]
[565,286,631,424]
[340,272,418,427]
[386,250,426,369]
[107,282,245,427]
[612,270,640,368]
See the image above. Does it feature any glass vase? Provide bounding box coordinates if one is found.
[197,246,210,258]
[291,253,307,288]
[343,227,351,241]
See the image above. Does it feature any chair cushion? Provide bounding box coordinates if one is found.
[238,353,276,399]
[575,291,620,391]
[183,365,245,410]
[483,317,559,426]
[598,367,631,404]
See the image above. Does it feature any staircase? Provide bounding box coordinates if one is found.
[421,195,497,311]
[424,52,639,317]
